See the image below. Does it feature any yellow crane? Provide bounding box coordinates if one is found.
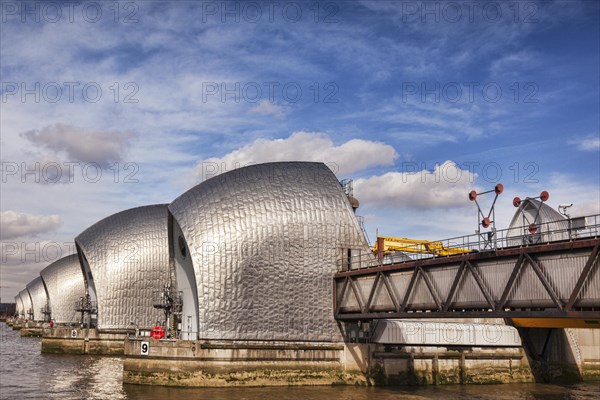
[372,236,471,257]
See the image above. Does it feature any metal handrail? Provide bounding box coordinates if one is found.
[339,214,600,271]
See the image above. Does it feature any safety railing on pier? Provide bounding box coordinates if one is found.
[339,213,600,271]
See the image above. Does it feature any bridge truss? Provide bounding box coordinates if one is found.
[335,238,600,322]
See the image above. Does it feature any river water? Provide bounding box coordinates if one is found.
[1,323,598,400]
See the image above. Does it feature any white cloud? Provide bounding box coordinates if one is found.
[0,211,62,240]
[489,50,541,77]
[250,100,286,118]
[570,135,600,151]
[192,131,398,182]
[543,173,600,217]
[354,161,478,209]
[385,130,458,144]
[21,123,136,168]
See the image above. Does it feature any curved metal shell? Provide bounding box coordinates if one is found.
[40,254,86,324]
[169,162,371,341]
[507,199,568,246]
[18,289,32,318]
[75,204,170,330]
[26,276,48,322]
[372,320,521,347]
[15,295,23,317]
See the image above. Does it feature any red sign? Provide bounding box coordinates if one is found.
[151,326,165,339]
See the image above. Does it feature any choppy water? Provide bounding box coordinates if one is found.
[1,322,598,400]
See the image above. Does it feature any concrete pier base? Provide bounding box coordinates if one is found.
[6,318,26,330]
[20,327,44,337]
[369,346,533,385]
[122,338,540,387]
[123,338,367,387]
[516,327,600,383]
[577,330,600,381]
[19,321,46,337]
[42,327,127,355]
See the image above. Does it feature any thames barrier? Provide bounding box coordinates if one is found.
[5,162,600,388]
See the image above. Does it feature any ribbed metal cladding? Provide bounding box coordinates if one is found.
[26,276,48,321]
[75,205,171,330]
[18,289,31,317]
[40,254,86,324]
[169,162,371,342]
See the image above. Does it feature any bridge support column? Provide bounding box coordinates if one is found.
[517,327,583,383]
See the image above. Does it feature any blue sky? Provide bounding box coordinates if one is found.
[1,0,599,299]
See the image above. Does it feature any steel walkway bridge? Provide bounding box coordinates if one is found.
[335,215,600,326]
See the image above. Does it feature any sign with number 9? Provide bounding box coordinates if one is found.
[141,341,149,356]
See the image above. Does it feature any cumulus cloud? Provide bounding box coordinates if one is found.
[21,123,136,167]
[354,161,478,209]
[192,131,398,182]
[0,211,62,240]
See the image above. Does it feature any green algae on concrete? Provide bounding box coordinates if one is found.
[370,349,535,386]
[582,363,600,381]
[41,337,125,355]
[20,328,43,337]
[41,328,127,355]
[123,361,368,388]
